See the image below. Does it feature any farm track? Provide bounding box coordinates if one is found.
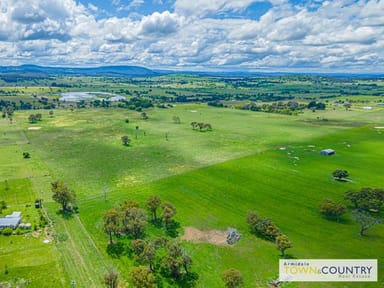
[9,119,107,287]
[74,214,108,268]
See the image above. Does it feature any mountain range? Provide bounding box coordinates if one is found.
[0,64,158,77]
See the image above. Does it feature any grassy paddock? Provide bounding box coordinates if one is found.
[78,125,384,287]
[0,179,67,287]
[1,103,383,287]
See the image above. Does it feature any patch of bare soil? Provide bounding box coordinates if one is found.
[181,227,229,246]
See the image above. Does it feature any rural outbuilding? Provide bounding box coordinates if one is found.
[320,149,335,156]
[0,212,22,229]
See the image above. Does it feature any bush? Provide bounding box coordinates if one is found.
[320,199,346,221]
[23,152,31,158]
[2,227,12,236]
[246,211,281,241]
[221,268,243,288]
[332,169,348,180]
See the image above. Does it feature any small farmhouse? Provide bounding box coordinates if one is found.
[0,211,22,229]
[320,149,335,156]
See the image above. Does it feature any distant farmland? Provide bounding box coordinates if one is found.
[0,75,383,287]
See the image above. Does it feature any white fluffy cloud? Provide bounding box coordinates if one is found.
[0,0,383,72]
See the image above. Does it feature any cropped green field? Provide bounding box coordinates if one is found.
[1,102,383,287]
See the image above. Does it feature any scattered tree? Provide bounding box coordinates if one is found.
[120,199,139,210]
[162,202,176,230]
[29,114,37,123]
[332,169,349,180]
[131,239,148,260]
[141,112,149,120]
[121,135,131,146]
[352,209,382,236]
[28,113,42,123]
[130,240,157,272]
[146,195,161,222]
[103,269,119,288]
[130,266,157,288]
[22,152,30,159]
[172,116,181,124]
[319,199,346,221]
[51,180,76,211]
[344,188,384,212]
[143,243,156,271]
[103,208,121,244]
[221,268,243,288]
[122,207,147,239]
[276,234,292,257]
[161,241,191,280]
[49,110,54,117]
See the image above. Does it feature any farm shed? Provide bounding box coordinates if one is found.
[320,149,335,156]
[0,212,22,229]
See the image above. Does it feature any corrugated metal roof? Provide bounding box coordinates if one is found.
[0,217,21,228]
[0,212,22,228]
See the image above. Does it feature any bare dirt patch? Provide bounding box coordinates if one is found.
[181,227,229,246]
[28,126,42,130]
[374,126,384,129]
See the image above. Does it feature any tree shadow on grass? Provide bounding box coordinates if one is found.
[150,219,163,229]
[56,209,74,219]
[163,272,199,288]
[106,241,127,258]
[279,254,296,259]
[165,220,180,238]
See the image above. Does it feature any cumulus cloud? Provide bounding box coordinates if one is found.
[139,11,183,36]
[174,0,263,18]
[0,0,383,72]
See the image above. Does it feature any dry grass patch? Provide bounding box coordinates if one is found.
[181,226,230,246]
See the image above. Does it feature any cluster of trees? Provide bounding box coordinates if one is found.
[102,196,197,287]
[239,101,307,115]
[345,188,383,236]
[190,122,212,131]
[28,113,42,123]
[2,106,14,122]
[123,239,196,287]
[246,211,292,256]
[307,101,326,111]
[103,195,177,244]
[2,99,54,113]
[320,186,383,236]
[207,101,226,108]
[117,97,154,111]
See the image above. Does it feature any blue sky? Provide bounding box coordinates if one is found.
[0,0,383,72]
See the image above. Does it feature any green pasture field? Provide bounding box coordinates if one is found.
[78,124,384,287]
[0,101,383,287]
[0,179,67,287]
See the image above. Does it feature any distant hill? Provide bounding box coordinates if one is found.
[0,64,158,77]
